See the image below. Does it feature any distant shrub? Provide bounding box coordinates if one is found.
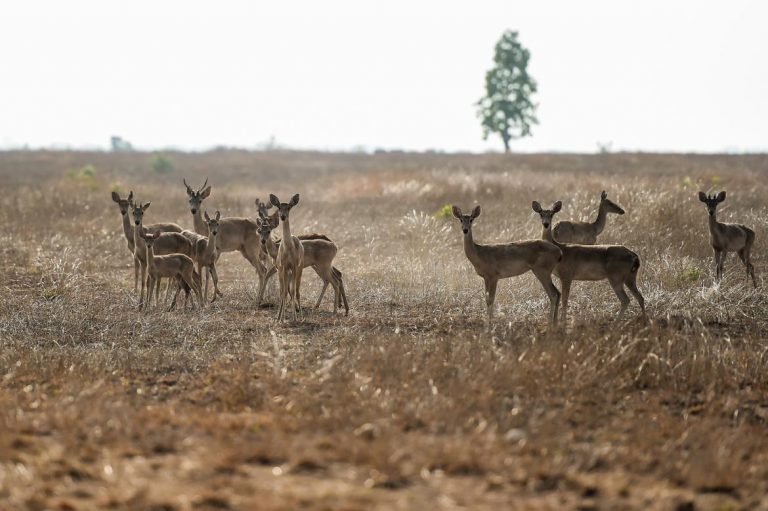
[681,176,693,188]
[711,175,721,186]
[434,204,454,220]
[679,267,704,283]
[66,165,98,190]
[152,154,173,173]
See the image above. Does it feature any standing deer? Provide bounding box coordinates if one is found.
[132,201,197,308]
[193,211,224,302]
[183,179,273,305]
[552,191,625,244]
[258,212,349,315]
[532,200,645,323]
[270,194,305,322]
[698,191,757,287]
[111,191,182,291]
[141,231,203,311]
[452,205,562,324]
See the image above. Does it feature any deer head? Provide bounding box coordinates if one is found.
[111,190,134,216]
[600,191,625,215]
[131,201,151,226]
[184,178,211,214]
[698,191,726,216]
[532,201,562,229]
[452,205,481,234]
[204,210,221,236]
[269,194,300,222]
[255,198,274,220]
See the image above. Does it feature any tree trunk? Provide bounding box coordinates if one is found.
[502,135,510,153]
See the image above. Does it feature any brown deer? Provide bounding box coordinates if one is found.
[270,194,305,322]
[131,201,197,308]
[140,231,203,311]
[552,191,625,244]
[111,191,182,291]
[192,211,224,302]
[258,212,349,315]
[452,205,562,324]
[183,178,273,305]
[698,191,757,287]
[532,200,645,323]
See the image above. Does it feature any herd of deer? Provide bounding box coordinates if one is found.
[111,179,348,320]
[113,180,757,325]
[453,190,758,324]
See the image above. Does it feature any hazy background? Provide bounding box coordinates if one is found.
[2,0,766,153]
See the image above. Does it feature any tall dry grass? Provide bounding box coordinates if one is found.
[0,150,766,510]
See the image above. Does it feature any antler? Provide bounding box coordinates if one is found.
[198,177,209,194]
[183,178,194,195]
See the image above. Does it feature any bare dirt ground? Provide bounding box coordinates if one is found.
[0,150,767,510]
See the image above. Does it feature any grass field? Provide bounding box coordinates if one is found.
[0,150,767,510]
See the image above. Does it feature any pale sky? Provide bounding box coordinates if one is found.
[1,1,766,153]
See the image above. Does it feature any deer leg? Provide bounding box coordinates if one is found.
[191,270,203,309]
[138,260,147,310]
[134,258,140,292]
[168,278,182,312]
[559,279,571,325]
[293,266,303,320]
[610,277,631,319]
[738,248,757,288]
[277,270,286,322]
[484,277,498,321]
[340,278,349,316]
[625,276,646,317]
[533,269,560,325]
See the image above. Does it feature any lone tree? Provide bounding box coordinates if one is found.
[476,30,538,152]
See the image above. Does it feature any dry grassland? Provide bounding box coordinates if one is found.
[0,150,767,510]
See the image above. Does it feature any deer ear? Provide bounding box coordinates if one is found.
[111,191,120,203]
[716,191,726,203]
[204,211,210,221]
[552,201,562,213]
[128,191,134,203]
[532,201,542,213]
[270,211,279,228]
[471,205,481,219]
[289,194,300,206]
[698,192,707,203]
[269,194,280,207]
[215,210,220,221]
[451,205,462,219]
[601,191,607,200]
[200,186,212,199]
[143,202,151,210]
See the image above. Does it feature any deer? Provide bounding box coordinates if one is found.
[183,178,273,305]
[131,201,198,309]
[452,205,562,324]
[258,211,349,315]
[269,194,305,322]
[140,230,203,311]
[111,191,182,291]
[698,191,757,287]
[552,191,625,244]
[192,211,224,303]
[532,200,645,323]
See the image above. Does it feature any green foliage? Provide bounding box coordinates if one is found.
[66,165,98,190]
[434,203,454,220]
[476,30,538,152]
[151,154,174,173]
[679,267,704,283]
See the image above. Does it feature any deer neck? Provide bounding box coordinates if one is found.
[592,203,608,235]
[133,221,146,262]
[203,232,217,260]
[281,217,293,248]
[145,243,156,273]
[121,212,135,250]
[463,229,481,264]
[708,211,723,236]
[542,224,563,248]
[266,236,279,259]
[192,209,208,236]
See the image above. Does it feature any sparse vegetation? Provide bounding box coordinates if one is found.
[0,150,766,510]
[151,153,174,173]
